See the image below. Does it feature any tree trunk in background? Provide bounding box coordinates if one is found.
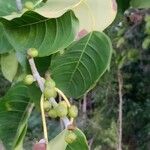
[82,93,87,120]
[0,141,5,150]
[117,69,123,150]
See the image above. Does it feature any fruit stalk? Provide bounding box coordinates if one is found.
[40,94,48,146]
[55,88,71,107]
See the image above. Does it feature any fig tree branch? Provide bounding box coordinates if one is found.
[28,58,71,128]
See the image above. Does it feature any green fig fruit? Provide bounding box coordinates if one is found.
[68,105,78,118]
[55,104,68,117]
[65,131,77,144]
[43,88,57,99]
[25,1,34,10]
[43,101,51,112]
[24,74,34,85]
[48,109,57,118]
[44,78,56,88]
[59,101,68,108]
[27,48,38,58]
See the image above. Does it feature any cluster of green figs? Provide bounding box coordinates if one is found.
[43,78,78,144]
[24,48,78,143]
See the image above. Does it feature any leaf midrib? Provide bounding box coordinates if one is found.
[68,32,93,89]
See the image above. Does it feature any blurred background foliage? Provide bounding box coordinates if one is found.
[0,1,150,150]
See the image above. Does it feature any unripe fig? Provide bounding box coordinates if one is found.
[44,78,56,88]
[43,88,57,99]
[43,101,51,112]
[25,1,34,10]
[68,105,78,118]
[27,48,38,57]
[48,109,57,118]
[24,74,34,85]
[56,104,68,117]
[59,101,68,108]
[65,131,77,144]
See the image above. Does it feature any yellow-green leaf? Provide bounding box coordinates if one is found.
[73,0,117,31]
[48,129,67,150]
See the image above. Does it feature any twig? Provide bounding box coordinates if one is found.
[16,0,23,11]
[28,58,71,128]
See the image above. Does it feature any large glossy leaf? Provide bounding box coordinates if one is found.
[51,31,112,98]
[5,0,116,32]
[1,11,79,57]
[48,128,88,150]
[0,83,32,150]
[130,0,150,8]
[73,0,117,31]
[1,52,18,82]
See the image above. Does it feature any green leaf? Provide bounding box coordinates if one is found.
[1,11,79,57]
[66,129,88,150]
[48,129,67,150]
[73,0,117,31]
[34,56,51,76]
[130,0,150,8]
[1,52,18,82]
[51,31,112,98]
[116,0,130,12]
[0,0,17,17]
[0,24,13,54]
[3,0,116,32]
[48,128,88,150]
[14,125,27,150]
[28,83,41,110]
[0,83,32,150]
[0,0,41,18]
